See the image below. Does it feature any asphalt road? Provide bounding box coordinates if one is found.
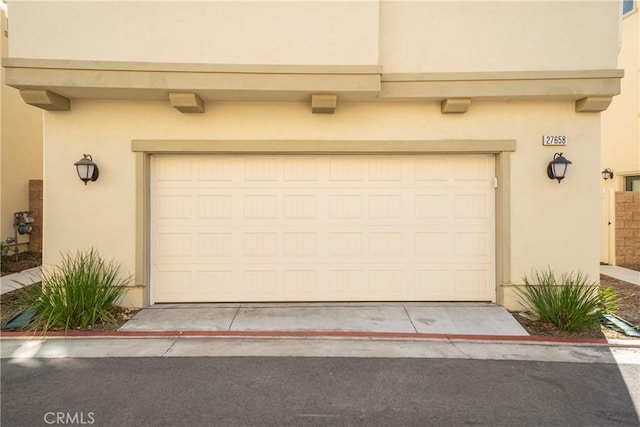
[2,357,638,426]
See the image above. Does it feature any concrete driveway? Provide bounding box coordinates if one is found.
[119,302,529,336]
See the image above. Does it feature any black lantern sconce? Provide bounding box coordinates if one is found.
[547,152,572,183]
[601,168,614,180]
[74,154,99,185]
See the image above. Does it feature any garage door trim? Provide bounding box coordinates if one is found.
[133,139,515,155]
[132,139,515,306]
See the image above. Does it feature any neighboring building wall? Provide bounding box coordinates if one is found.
[28,179,43,253]
[615,192,640,270]
[601,4,640,264]
[601,7,639,182]
[0,8,43,252]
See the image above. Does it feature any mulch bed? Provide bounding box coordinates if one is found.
[1,251,41,276]
[0,284,35,326]
[510,274,639,340]
[0,285,138,331]
[1,252,139,330]
[601,274,640,326]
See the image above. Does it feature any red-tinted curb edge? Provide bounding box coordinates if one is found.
[0,329,616,345]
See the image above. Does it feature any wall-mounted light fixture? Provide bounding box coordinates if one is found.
[601,168,614,180]
[74,154,99,185]
[547,152,572,183]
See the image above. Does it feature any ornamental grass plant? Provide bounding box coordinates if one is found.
[22,248,130,331]
[598,286,620,315]
[517,269,605,332]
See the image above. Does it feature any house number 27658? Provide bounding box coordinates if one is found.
[542,135,567,146]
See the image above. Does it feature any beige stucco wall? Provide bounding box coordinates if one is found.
[8,1,620,73]
[0,8,43,251]
[7,1,379,66]
[42,99,601,310]
[601,8,639,264]
[602,9,640,189]
[381,1,619,73]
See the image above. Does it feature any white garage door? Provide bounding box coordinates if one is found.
[152,154,495,303]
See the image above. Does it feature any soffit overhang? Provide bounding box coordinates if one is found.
[2,58,623,111]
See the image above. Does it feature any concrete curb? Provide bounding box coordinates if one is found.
[2,329,637,347]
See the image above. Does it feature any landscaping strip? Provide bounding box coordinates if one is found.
[1,308,37,331]
[601,313,640,338]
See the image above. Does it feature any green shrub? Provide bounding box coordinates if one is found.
[0,242,9,272]
[23,248,130,331]
[517,269,603,332]
[598,286,619,314]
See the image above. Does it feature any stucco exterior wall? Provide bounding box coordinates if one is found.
[8,1,379,65]
[42,99,601,309]
[380,0,620,73]
[600,8,639,265]
[602,9,640,190]
[8,1,619,72]
[0,9,43,252]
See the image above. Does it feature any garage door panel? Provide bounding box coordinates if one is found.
[152,154,495,302]
[283,195,317,219]
[330,270,365,295]
[367,270,404,295]
[196,157,234,182]
[414,157,451,181]
[454,231,492,258]
[155,228,492,263]
[156,194,194,220]
[282,233,318,257]
[368,158,404,181]
[330,158,365,181]
[415,232,450,257]
[155,189,491,224]
[156,232,193,258]
[198,195,233,219]
[454,156,493,181]
[414,270,454,298]
[454,193,491,219]
[155,270,192,302]
[415,194,450,219]
[283,158,318,181]
[155,156,194,183]
[455,269,493,300]
[329,194,364,219]
[243,158,281,181]
[197,233,233,258]
[154,266,493,303]
[196,271,235,296]
[244,270,280,295]
[283,270,319,295]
